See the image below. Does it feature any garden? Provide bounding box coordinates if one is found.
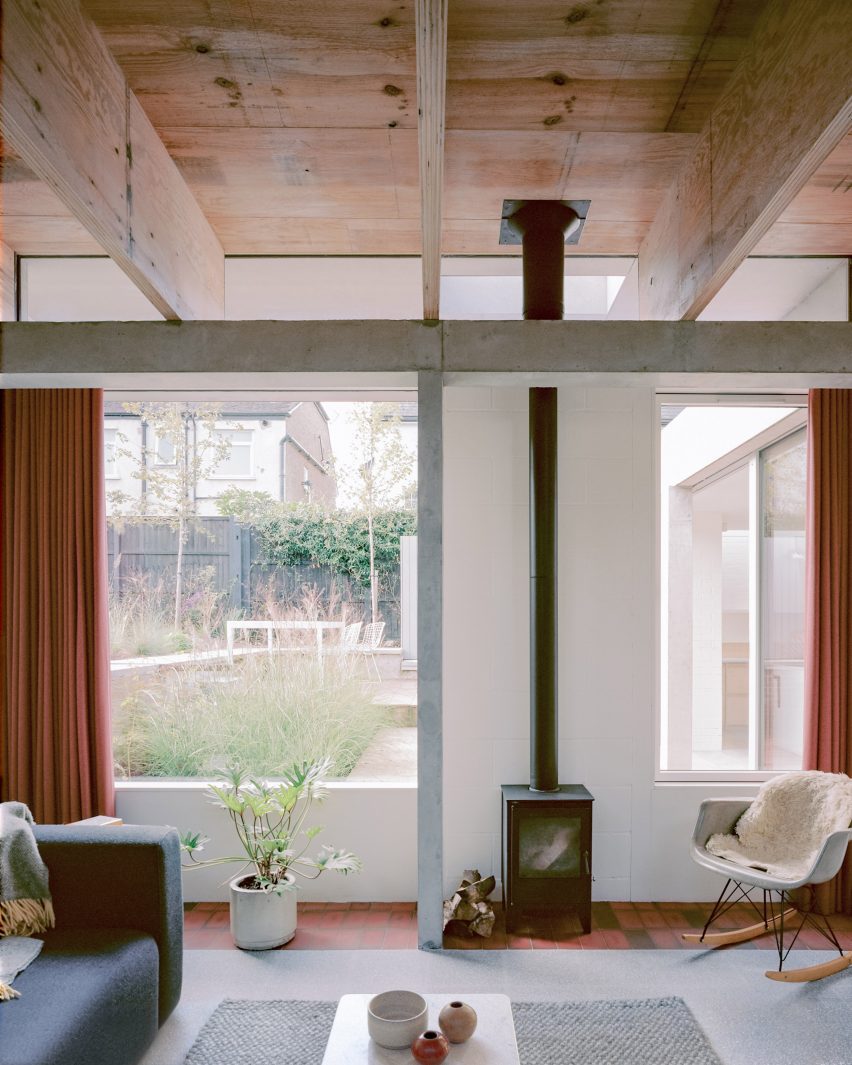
[107,401,417,781]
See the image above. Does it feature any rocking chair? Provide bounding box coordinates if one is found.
[686,794,852,982]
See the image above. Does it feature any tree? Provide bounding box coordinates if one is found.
[335,405,414,623]
[108,403,235,628]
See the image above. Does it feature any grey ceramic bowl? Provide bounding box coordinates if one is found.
[367,990,428,1049]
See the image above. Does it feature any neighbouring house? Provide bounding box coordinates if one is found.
[104,399,336,515]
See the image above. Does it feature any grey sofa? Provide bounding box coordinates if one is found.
[0,824,183,1065]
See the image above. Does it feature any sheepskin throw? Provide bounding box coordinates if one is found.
[706,772,852,881]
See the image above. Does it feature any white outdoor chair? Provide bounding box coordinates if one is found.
[354,621,385,681]
[685,788,852,982]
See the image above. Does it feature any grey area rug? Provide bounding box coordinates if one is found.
[183,995,723,1065]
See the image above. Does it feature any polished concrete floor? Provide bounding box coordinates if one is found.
[141,947,852,1065]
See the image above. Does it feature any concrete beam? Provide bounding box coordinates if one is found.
[2,320,850,390]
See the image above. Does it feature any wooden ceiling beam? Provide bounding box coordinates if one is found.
[415,0,448,320]
[638,0,852,321]
[0,0,224,320]
[0,243,15,321]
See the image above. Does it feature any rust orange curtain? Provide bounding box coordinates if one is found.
[803,388,852,914]
[0,389,114,823]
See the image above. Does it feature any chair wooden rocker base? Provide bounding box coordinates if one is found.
[683,876,852,982]
[687,793,852,983]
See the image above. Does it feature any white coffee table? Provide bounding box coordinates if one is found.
[321,993,519,1064]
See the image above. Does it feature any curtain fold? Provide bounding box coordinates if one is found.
[803,388,852,915]
[0,389,114,823]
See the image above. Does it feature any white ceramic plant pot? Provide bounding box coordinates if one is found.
[229,872,297,950]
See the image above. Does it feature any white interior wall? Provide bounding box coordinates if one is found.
[116,782,417,903]
[441,384,761,902]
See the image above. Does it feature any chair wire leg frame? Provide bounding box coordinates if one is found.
[689,877,851,981]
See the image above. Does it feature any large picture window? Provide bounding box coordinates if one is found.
[660,401,807,775]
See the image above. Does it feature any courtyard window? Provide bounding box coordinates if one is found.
[660,400,807,775]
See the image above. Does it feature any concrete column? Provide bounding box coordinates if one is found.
[417,369,443,949]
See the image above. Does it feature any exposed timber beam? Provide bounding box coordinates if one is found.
[0,245,15,321]
[638,0,852,321]
[0,0,224,320]
[2,321,851,389]
[415,0,448,320]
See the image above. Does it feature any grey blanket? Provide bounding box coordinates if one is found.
[0,802,53,998]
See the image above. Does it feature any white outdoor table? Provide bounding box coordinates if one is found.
[321,993,519,1065]
[226,619,344,662]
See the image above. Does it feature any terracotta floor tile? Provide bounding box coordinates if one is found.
[623,930,656,949]
[185,900,841,954]
[591,904,619,930]
[553,936,582,949]
[358,927,388,948]
[385,928,418,949]
[184,908,213,929]
[647,928,683,949]
[602,929,631,949]
[614,909,645,930]
[362,910,392,926]
[482,930,509,950]
[203,909,231,929]
[577,931,609,949]
[188,930,233,949]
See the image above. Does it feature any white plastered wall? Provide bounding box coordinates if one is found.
[441,383,760,902]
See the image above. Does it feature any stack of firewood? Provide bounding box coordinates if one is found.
[442,869,496,938]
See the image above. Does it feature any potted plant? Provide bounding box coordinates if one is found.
[180,759,361,949]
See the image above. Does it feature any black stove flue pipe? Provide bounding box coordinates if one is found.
[503,201,580,793]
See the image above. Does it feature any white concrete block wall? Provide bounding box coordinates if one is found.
[443,385,653,900]
[116,782,417,903]
[442,384,758,903]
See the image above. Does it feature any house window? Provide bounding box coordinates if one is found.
[210,428,253,478]
[104,428,118,478]
[660,401,807,776]
[151,430,177,466]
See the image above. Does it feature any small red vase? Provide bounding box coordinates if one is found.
[411,1030,450,1063]
[438,1000,478,1043]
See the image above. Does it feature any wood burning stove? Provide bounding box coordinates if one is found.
[496,201,595,937]
[502,785,594,933]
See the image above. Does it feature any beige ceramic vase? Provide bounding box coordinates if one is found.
[438,1000,478,1043]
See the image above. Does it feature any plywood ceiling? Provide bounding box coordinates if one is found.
[2,0,848,258]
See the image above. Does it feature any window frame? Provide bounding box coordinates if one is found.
[149,429,178,467]
[104,426,119,479]
[207,425,255,480]
[655,394,808,784]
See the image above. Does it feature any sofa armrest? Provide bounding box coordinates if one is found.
[33,824,183,1024]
